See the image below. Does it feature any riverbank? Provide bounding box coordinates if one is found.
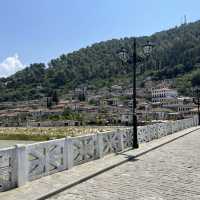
[0,126,116,141]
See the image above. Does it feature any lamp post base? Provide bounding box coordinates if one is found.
[133,143,139,149]
[198,113,200,126]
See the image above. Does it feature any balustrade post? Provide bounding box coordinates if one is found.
[97,133,104,158]
[15,144,28,187]
[155,125,159,139]
[65,137,73,169]
[117,129,124,151]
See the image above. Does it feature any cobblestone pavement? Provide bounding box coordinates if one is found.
[48,129,200,200]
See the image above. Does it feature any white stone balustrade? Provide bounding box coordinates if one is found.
[0,147,17,191]
[0,116,198,192]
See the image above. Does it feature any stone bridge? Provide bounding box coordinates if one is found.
[0,116,198,193]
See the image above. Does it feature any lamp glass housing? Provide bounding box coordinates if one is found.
[118,48,129,62]
[143,41,154,56]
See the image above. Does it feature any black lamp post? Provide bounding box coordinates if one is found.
[118,38,154,149]
[193,88,200,125]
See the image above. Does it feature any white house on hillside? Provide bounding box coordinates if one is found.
[151,87,178,103]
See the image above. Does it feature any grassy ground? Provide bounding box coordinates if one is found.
[0,126,116,141]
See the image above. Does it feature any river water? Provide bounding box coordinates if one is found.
[0,140,36,149]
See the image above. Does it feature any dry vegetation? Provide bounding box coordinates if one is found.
[0,126,117,141]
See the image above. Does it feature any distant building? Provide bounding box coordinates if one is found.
[123,88,133,96]
[111,85,122,91]
[162,97,195,114]
[121,112,133,125]
[150,87,196,119]
[151,87,178,103]
[103,98,119,106]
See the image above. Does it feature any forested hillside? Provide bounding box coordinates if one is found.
[1,20,200,102]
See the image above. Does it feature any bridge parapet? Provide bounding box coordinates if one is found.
[0,116,198,192]
[0,147,17,192]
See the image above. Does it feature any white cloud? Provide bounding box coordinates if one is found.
[0,54,26,77]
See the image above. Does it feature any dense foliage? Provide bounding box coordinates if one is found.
[1,20,200,101]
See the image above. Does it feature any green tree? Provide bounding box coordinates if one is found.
[191,70,200,87]
[47,97,52,109]
[52,90,59,105]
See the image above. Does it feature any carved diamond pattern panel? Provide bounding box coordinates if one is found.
[182,119,188,129]
[186,119,193,128]
[176,121,180,131]
[165,123,172,135]
[138,126,150,143]
[148,125,159,141]
[102,132,121,155]
[176,121,181,131]
[163,124,169,136]
[173,122,179,133]
[158,124,165,138]
[183,120,187,130]
[180,120,184,130]
[72,135,97,166]
[182,120,187,130]
[27,139,65,181]
[186,119,191,128]
[177,121,182,131]
[190,120,192,127]
[186,119,190,128]
[0,148,17,192]
[190,118,194,127]
[171,119,194,133]
[189,119,193,127]
[156,124,165,138]
[123,129,133,148]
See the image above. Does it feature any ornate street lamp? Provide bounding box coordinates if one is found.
[143,41,154,57]
[193,87,200,125]
[118,38,154,149]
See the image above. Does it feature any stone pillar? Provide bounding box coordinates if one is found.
[65,137,73,169]
[117,129,124,152]
[15,144,28,187]
[97,133,104,158]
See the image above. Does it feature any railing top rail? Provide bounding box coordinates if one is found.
[70,133,97,139]
[0,146,15,152]
[26,138,65,147]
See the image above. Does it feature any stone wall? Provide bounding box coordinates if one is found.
[0,116,198,192]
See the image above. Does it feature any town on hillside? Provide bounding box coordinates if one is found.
[0,79,197,128]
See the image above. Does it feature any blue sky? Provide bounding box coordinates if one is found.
[0,0,200,77]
